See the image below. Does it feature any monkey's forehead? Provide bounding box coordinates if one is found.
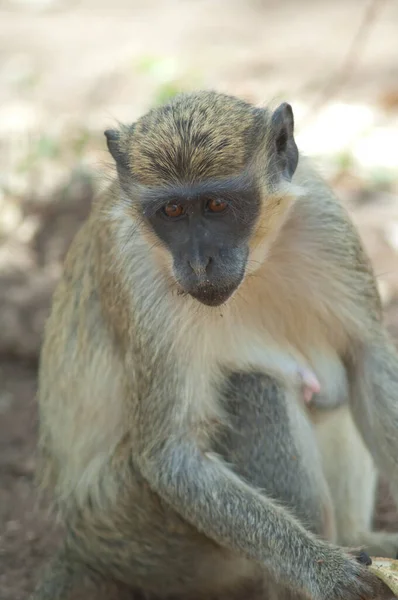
[123,92,265,186]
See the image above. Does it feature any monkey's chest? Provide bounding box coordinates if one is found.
[219,328,349,413]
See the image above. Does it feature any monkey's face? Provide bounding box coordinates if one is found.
[144,179,260,307]
[105,93,299,307]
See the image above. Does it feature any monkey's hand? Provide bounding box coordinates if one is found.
[311,549,397,600]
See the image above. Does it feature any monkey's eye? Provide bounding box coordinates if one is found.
[206,198,228,213]
[163,203,185,219]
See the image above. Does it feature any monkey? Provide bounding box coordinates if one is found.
[30,90,398,600]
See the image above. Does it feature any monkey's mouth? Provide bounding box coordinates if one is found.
[184,279,242,307]
[189,287,233,307]
[174,262,246,307]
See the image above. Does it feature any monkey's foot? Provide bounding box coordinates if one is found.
[346,532,398,560]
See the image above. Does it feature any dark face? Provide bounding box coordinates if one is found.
[105,97,299,308]
[142,178,260,307]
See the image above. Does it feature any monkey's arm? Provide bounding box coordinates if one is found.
[348,333,398,498]
[132,384,376,600]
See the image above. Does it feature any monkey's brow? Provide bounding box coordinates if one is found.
[139,174,255,209]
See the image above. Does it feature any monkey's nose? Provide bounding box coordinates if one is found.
[188,256,212,278]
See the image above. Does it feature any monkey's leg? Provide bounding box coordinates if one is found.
[346,335,398,557]
[30,546,138,600]
[316,393,398,557]
[30,548,84,600]
[314,407,376,548]
[348,335,398,495]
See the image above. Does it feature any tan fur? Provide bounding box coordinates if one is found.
[126,91,261,185]
[32,92,398,600]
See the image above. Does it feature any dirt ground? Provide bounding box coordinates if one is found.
[1,0,398,598]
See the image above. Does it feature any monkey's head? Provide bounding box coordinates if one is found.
[105,91,299,307]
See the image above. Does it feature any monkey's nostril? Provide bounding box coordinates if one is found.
[188,256,212,277]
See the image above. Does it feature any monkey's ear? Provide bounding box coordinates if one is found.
[271,103,298,180]
[104,129,130,173]
[104,129,120,161]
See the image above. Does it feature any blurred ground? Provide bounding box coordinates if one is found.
[1,0,398,598]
